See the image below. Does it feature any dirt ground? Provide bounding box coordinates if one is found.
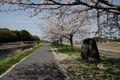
[97,42,120,51]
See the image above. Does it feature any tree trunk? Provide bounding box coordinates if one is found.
[60,38,63,45]
[70,34,74,51]
[56,40,59,44]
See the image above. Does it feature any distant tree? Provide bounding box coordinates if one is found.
[20,30,33,41]
[11,30,21,41]
[10,32,18,42]
[118,38,120,42]
[0,28,18,43]
[32,36,40,41]
[0,28,39,43]
[93,36,106,42]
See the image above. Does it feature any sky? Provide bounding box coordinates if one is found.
[0,0,119,39]
[0,9,45,38]
[0,4,97,40]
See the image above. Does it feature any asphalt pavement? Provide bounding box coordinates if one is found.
[75,45,120,58]
[0,44,67,80]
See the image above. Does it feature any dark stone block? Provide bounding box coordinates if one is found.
[81,38,100,62]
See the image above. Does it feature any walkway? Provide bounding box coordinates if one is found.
[98,48,120,53]
[75,45,120,58]
[0,44,67,80]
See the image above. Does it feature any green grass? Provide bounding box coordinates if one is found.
[0,43,45,75]
[99,52,112,57]
[51,43,80,56]
[74,42,82,45]
[51,43,120,80]
[99,50,120,54]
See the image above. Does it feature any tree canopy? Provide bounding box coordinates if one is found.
[0,28,40,43]
[0,28,18,43]
[40,11,91,51]
[0,0,119,14]
[0,0,119,38]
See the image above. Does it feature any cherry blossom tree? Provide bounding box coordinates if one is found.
[0,0,119,14]
[40,12,91,51]
[96,13,120,40]
[93,7,120,39]
[40,25,63,44]
[0,0,119,39]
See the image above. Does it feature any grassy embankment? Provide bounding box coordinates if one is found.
[74,42,82,45]
[51,43,120,80]
[0,43,45,75]
[75,42,120,54]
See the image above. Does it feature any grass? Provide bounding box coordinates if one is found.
[51,43,120,80]
[99,50,120,54]
[74,42,120,54]
[51,43,80,56]
[74,42,82,45]
[0,43,45,75]
[99,52,112,57]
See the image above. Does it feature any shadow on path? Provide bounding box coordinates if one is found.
[8,62,67,80]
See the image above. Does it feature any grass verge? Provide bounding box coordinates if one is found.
[0,43,45,75]
[99,50,120,54]
[51,43,120,80]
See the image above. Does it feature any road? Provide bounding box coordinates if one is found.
[0,44,67,80]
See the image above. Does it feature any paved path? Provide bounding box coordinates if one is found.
[99,51,120,58]
[98,48,120,53]
[0,44,67,80]
[75,45,120,53]
[74,45,120,58]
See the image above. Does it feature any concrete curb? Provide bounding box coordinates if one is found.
[50,47,70,80]
[0,46,42,78]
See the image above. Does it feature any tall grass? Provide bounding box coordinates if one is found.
[0,43,45,75]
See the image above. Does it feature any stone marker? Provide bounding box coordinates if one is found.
[81,38,100,62]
